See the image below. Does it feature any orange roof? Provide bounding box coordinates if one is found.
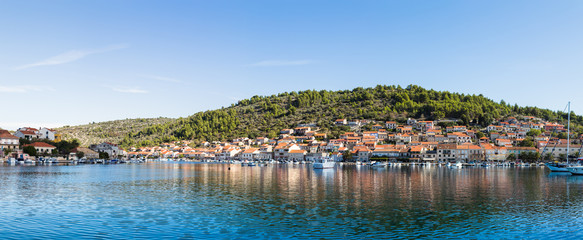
[0,133,18,139]
[288,150,306,154]
[24,142,56,148]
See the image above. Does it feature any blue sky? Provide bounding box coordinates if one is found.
[2,1,583,130]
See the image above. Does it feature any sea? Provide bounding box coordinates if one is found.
[0,162,581,239]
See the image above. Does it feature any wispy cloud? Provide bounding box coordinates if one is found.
[0,85,54,93]
[15,44,128,70]
[111,87,148,94]
[141,75,181,83]
[249,59,316,67]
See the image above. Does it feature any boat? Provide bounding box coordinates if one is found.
[545,162,569,172]
[447,161,463,168]
[544,102,573,172]
[313,158,335,169]
[567,165,583,175]
[371,162,387,168]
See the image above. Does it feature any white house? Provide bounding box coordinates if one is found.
[241,148,260,161]
[38,127,57,141]
[14,127,39,140]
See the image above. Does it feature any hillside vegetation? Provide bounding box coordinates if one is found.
[58,118,173,146]
[59,85,582,147]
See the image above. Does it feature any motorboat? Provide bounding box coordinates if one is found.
[313,158,335,169]
[371,161,387,168]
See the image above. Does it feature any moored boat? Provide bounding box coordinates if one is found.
[545,162,569,172]
[313,158,335,169]
[567,166,583,175]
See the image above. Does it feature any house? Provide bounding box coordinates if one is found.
[353,146,371,161]
[314,133,327,139]
[14,127,39,140]
[274,144,300,160]
[217,147,241,160]
[371,124,383,130]
[397,126,413,133]
[541,144,582,160]
[385,121,398,129]
[448,132,472,144]
[90,142,123,158]
[287,149,306,161]
[23,142,56,155]
[70,147,99,159]
[407,118,417,125]
[348,120,361,127]
[446,126,467,133]
[335,119,347,125]
[294,127,311,136]
[241,148,260,161]
[416,121,434,131]
[482,144,507,161]
[0,131,19,154]
[437,144,458,162]
[38,127,58,141]
[280,129,294,135]
[495,138,512,147]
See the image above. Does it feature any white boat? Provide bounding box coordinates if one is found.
[448,161,463,168]
[371,162,387,168]
[313,158,335,169]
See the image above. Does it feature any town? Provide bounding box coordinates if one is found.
[1,115,579,165]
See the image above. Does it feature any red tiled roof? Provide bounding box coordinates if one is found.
[0,133,18,139]
[24,142,56,148]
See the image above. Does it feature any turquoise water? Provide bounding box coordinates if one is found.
[0,163,582,239]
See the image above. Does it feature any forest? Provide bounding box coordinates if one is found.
[90,84,581,148]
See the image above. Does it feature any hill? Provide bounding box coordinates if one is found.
[58,85,582,147]
[58,118,174,147]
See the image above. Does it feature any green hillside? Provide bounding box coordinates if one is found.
[58,118,174,147]
[59,85,582,148]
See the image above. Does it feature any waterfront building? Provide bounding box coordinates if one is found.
[23,142,56,155]
[90,142,124,158]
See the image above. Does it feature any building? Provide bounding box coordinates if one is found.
[241,148,260,161]
[287,149,306,161]
[23,142,56,155]
[70,147,99,159]
[90,142,123,158]
[38,127,58,141]
[14,127,39,140]
[0,131,20,156]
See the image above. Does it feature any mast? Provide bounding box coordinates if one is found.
[567,101,571,164]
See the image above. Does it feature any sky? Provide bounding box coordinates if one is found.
[2,0,583,130]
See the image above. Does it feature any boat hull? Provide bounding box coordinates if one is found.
[313,162,335,169]
[567,167,583,175]
[545,163,569,172]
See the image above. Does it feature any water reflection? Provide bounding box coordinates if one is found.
[0,163,582,239]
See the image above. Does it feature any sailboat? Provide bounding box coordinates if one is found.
[545,102,572,172]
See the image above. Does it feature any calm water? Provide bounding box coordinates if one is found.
[0,163,582,239]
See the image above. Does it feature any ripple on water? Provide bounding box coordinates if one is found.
[0,164,583,239]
